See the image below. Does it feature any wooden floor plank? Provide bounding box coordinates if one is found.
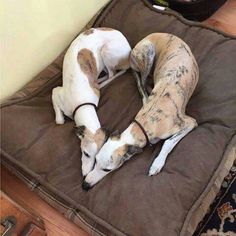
[1,166,89,236]
[204,0,236,35]
[1,192,45,235]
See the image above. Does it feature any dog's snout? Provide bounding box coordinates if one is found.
[82,181,91,191]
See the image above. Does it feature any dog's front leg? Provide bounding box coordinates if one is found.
[52,86,65,124]
[148,117,197,176]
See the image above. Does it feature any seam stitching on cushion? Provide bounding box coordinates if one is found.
[1,72,61,108]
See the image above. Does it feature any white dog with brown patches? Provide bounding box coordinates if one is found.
[52,28,131,177]
[82,33,199,190]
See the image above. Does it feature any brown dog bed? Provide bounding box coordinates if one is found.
[1,0,236,235]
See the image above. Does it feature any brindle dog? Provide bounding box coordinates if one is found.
[131,33,199,175]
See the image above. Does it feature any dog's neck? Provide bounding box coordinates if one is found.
[74,106,100,133]
[122,123,147,148]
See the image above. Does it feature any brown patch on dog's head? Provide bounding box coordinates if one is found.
[77,48,97,79]
[94,128,109,150]
[98,27,114,31]
[77,49,99,97]
[112,145,128,165]
[110,130,121,140]
[112,144,143,166]
[74,126,108,151]
[74,125,86,139]
[126,145,143,155]
[83,28,94,35]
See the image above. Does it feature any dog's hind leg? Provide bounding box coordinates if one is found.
[98,75,109,84]
[98,68,109,84]
[132,70,148,105]
[99,70,126,88]
[99,42,129,88]
[148,116,197,176]
[52,86,65,124]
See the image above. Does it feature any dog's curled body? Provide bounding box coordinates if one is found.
[52,28,131,176]
[54,28,131,123]
[82,33,199,190]
[131,33,199,141]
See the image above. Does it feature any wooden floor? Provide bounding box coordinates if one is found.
[204,0,236,35]
[1,192,45,235]
[1,1,236,236]
[1,166,89,236]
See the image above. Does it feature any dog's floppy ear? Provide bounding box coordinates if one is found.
[127,145,143,156]
[74,125,86,139]
[110,130,121,140]
[95,127,110,149]
[100,127,110,142]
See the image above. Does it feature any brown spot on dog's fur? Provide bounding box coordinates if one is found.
[112,145,128,159]
[112,144,142,164]
[115,56,130,71]
[164,92,170,97]
[83,28,94,35]
[77,49,99,96]
[77,49,97,78]
[98,27,114,31]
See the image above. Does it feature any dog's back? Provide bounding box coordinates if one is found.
[63,28,130,88]
[59,28,131,116]
[131,33,199,139]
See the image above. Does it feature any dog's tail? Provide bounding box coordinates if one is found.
[132,70,148,104]
[130,39,156,104]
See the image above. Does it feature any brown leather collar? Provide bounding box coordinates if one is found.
[133,119,152,146]
[72,103,97,119]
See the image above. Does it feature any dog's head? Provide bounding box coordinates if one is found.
[82,130,143,190]
[74,126,109,177]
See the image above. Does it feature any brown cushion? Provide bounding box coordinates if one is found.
[1,0,236,235]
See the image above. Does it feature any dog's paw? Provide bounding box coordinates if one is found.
[148,168,159,176]
[148,162,164,176]
[55,117,65,125]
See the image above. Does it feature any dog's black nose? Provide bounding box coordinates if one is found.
[82,181,91,191]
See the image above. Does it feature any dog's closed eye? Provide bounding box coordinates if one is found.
[83,151,90,158]
[102,168,111,172]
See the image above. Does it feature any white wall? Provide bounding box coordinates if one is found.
[0,0,109,101]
